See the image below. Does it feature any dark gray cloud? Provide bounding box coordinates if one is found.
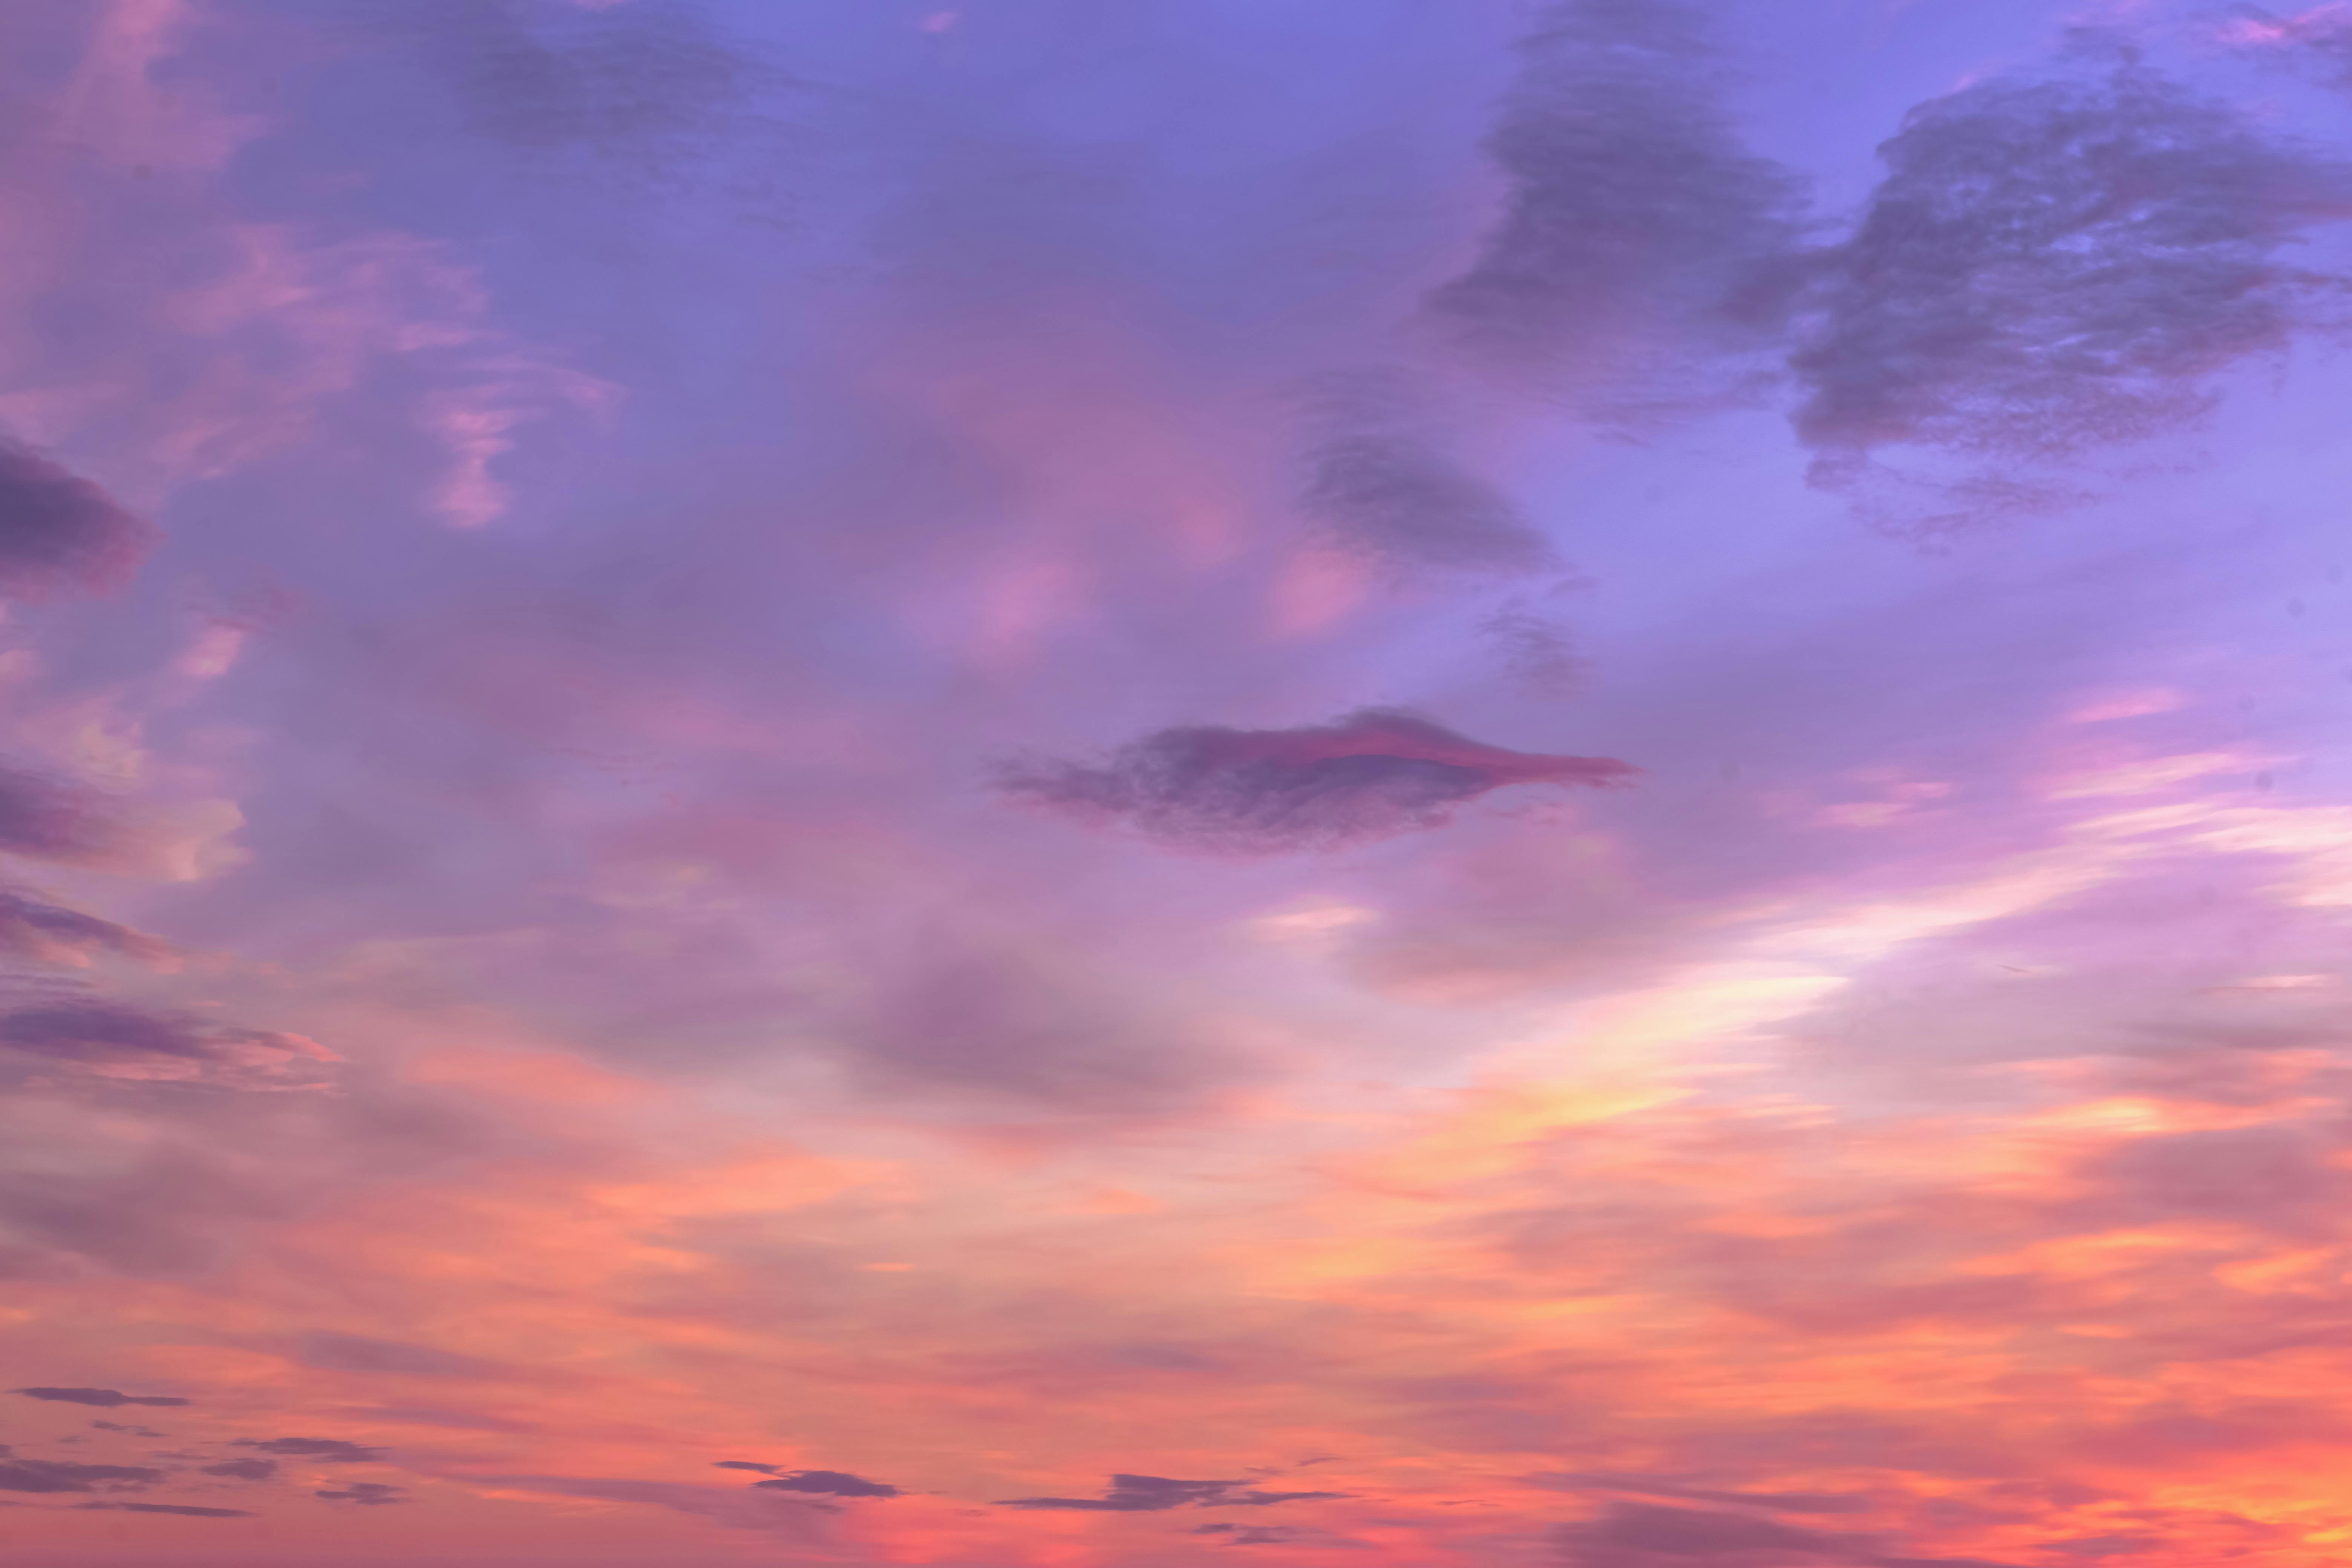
[1789,46,2352,530]
[0,1453,164,1493]
[749,1470,902,1499]
[997,1473,1346,1513]
[317,1481,407,1505]
[0,439,153,602]
[0,1004,211,1063]
[295,1331,501,1379]
[201,1458,277,1481]
[235,1437,385,1464]
[716,1461,780,1474]
[1427,0,1807,387]
[0,766,125,867]
[15,1387,189,1408]
[996,708,1636,857]
[78,1501,252,1517]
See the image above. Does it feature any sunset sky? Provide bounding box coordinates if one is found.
[8,2,2352,1565]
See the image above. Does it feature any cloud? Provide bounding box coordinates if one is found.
[294,1331,501,1378]
[89,1423,164,1437]
[0,1456,165,1494]
[1553,1501,1844,1560]
[0,892,168,966]
[0,439,154,602]
[749,1470,903,1499]
[1531,1473,1873,1514]
[316,1481,407,1505]
[1296,371,1553,576]
[0,767,128,867]
[995,709,1637,856]
[0,1005,211,1063]
[76,1501,252,1518]
[1788,46,2352,531]
[1427,0,1807,394]
[715,1461,781,1474]
[234,1437,385,1463]
[995,1473,1344,1512]
[200,1458,276,1481]
[998,1473,1241,1512]
[14,1387,190,1408]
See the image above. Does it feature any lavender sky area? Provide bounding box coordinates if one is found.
[6,2,2352,1564]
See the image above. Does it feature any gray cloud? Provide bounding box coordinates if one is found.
[0,1453,164,1494]
[749,1470,902,1499]
[1428,0,1807,392]
[997,1473,1346,1512]
[996,708,1636,857]
[999,1473,1241,1512]
[14,1387,190,1408]
[200,1458,277,1481]
[0,439,153,603]
[1788,45,2352,532]
[77,1501,252,1517]
[234,1437,385,1464]
[317,1481,407,1505]
[1296,370,1553,576]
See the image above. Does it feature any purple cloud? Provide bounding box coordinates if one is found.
[15,1387,190,1408]
[995,708,1636,856]
[1789,46,2352,531]
[0,439,152,602]
[749,1470,903,1499]
[1428,0,1808,389]
[235,1437,386,1464]
[77,1501,252,1518]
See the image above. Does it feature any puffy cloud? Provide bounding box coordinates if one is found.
[0,440,153,602]
[13,1387,190,1408]
[1428,0,1808,394]
[1788,49,2352,531]
[995,709,1636,856]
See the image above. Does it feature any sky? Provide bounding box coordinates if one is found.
[6,0,2352,1564]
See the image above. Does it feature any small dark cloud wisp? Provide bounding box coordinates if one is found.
[750,1469,903,1499]
[997,1473,1349,1513]
[995,709,1636,856]
[14,1387,190,1408]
